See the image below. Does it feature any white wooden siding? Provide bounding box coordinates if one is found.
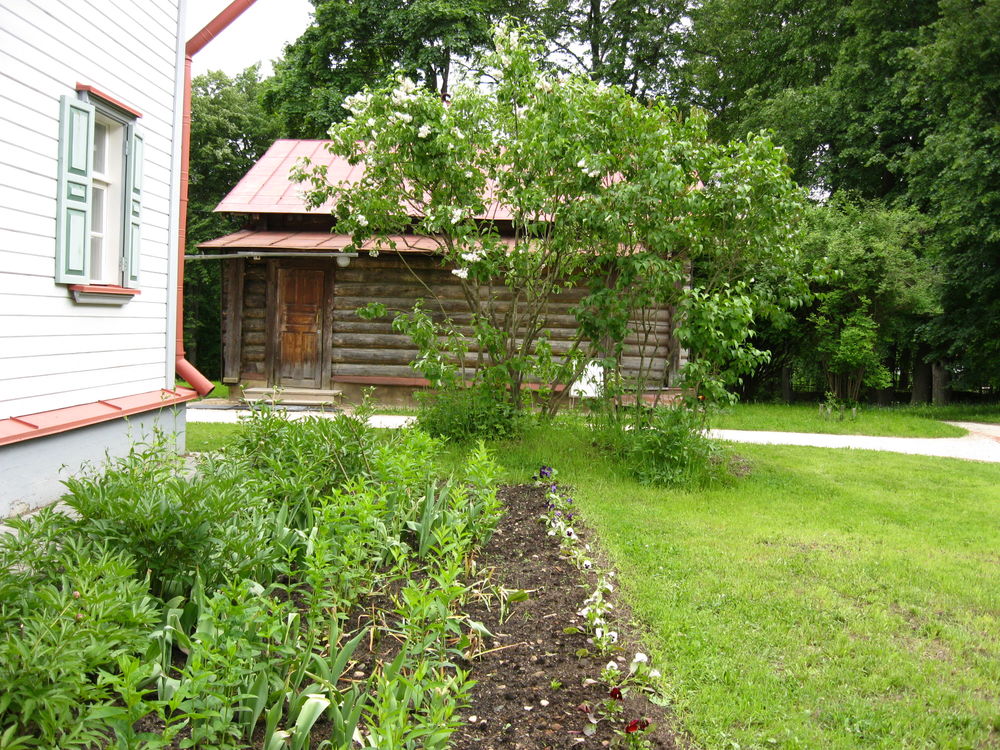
[0,0,183,420]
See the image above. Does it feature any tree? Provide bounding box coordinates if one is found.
[679,0,938,198]
[295,27,805,412]
[262,0,533,138]
[185,67,282,377]
[536,0,686,100]
[902,0,1000,388]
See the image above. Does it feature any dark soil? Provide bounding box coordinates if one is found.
[449,484,683,749]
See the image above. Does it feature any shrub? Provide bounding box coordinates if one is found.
[416,384,525,443]
[0,510,160,748]
[596,406,719,487]
[62,435,268,599]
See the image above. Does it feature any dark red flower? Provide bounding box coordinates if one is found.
[625,718,650,733]
[609,686,623,701]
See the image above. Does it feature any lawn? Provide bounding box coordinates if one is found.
[185,422,241,452]
[709,402,969,437]
[491,423,1000,749]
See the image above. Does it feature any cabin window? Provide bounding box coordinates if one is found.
[55,91,143,299]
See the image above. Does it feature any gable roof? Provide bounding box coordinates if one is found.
[215,139,514,221]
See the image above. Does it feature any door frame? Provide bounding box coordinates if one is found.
[264,259,335,390]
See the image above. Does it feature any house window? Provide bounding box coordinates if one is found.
[55,89,144,300]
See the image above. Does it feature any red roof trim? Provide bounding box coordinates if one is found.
[68,284,141,296]
[0,388,197,447]
[75,83,143,119]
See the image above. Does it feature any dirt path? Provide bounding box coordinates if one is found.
[707,422,1000,463]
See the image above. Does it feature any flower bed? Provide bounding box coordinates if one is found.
[0,408,675,749]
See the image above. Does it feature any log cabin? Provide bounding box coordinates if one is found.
[201,139,686,405]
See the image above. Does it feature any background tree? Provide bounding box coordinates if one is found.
[185,67,282,378]
[536,0,686,100]
[902,0,1000,389]
[262,0,534,138]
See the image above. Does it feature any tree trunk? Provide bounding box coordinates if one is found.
[932,362,950,405]
[876,387,892,406]
[781,365,793,404]
[911,358,932,404]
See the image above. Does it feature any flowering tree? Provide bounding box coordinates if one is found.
[296,26,805,411]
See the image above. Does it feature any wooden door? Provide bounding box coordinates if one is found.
[275,266,327,388]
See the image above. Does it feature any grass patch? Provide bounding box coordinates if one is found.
[177,380,231,400]
[490,422,1000,749]
[710,402,967,437]
[185,422,241,452]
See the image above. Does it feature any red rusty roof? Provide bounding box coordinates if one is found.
[215,139,515,221]
[199,230,449,253]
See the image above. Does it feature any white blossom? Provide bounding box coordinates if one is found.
[356,214,368,227]
[451,267,469,279]
[396,112,413,124]
[460,250,482,263]
[450,207,464,224]
[452,127,465,139]
[418,123,432,138]
[536,77,553,93]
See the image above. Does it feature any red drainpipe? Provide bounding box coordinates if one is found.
[175,0,261,396]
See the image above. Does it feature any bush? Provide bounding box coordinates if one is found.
[62,434,269,599]
[0,510,160,748]
[595,406,719,486]
[416,384,526,443]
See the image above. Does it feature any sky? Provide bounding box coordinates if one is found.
[186,0,314,76]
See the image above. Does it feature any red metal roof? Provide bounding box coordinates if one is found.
[198,230,451,253]
[0,388,198,446]
[215,139,515,221]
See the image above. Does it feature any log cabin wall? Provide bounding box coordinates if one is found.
[225,251,677,394]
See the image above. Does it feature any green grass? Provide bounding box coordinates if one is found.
[908,402,1000,424]
[489,423,1000,749]
[710,402,968,437]
[185,422,241,452]
[177,380,231,400]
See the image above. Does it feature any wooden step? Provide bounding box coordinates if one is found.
[242,387,343,407]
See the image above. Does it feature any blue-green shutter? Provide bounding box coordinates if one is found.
[55,95,94,283]
[124,127,143,286]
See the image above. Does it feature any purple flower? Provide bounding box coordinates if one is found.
[539,466,553,478]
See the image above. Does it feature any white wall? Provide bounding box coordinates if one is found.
[0,406,186,520]
[0,0,183,420]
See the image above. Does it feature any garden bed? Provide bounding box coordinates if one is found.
[450,483,680,749]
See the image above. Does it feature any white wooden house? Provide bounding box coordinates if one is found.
[0,0,205,518]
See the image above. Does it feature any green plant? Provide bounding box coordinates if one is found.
[0,513,160,748]
[594,406,719,487]
[416,383,525,443]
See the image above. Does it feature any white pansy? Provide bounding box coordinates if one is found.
[606,661,619,672]
[451,267,469,279]
[649,669,662,679]
[632,653,648,665]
